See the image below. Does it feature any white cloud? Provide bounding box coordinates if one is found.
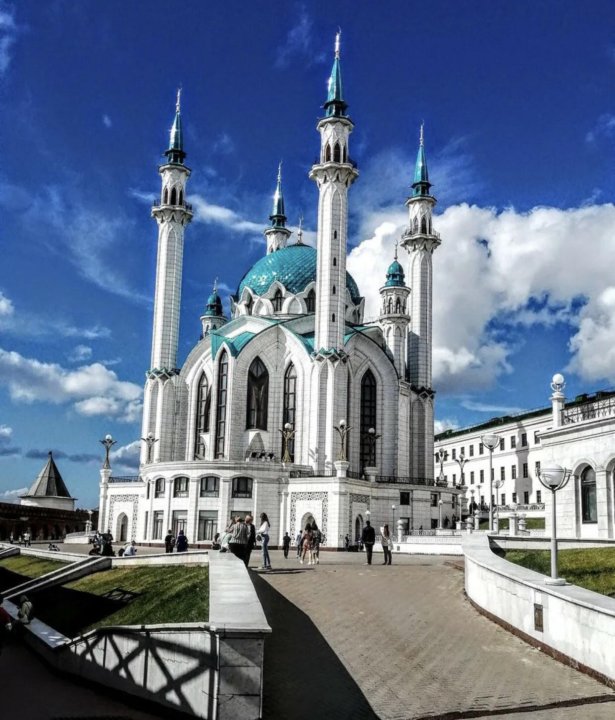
[0,424,12,439]
[275,7,325,69]
[212,133,234,155]
[0,487,27,503]
[586,113,615,144]
[0,290,13,317]
[110,439,141,470]
[460,400,524,414]
[102,114,112,128]
[0,2,16,76]
[0,347,142,422]
[67,344,93,363]
[434,419,459,434]
[191,195,263,234]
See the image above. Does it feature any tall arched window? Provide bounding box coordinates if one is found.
[333,142,341,162]
[272,289,283,313]
[306,289,316,313]
[360,370,377,470]
[170,187,177,205]
[245,294,253,314]
[325,144,331,162]
[194,372,211,458]
[581,467,597,523]
[163,188,169,204]
[282,364,297,461]
[246,357,269,429]
[179,189,184,205]
[420,216,427,234]
[215,351,228,458]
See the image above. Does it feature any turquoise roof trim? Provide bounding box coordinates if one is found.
[210,330,256,359]
[385,259,406,287]
[236,244,361,304]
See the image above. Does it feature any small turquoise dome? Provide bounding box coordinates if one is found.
[385,259,405,287]
[204,290,223,317]
[237,245,361,304]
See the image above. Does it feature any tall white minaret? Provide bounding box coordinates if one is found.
[401,125,440,389]
[264,163,291,254]
[379,244,411,377]
[309,32,358,354]
[150,90,193,372]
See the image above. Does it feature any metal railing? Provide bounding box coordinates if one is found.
[564,393,615,425]
[498,503,545,512]
[375,475,438,485]
[108,475,141,483]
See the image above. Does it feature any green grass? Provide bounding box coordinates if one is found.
[479,517,545,531]
[0,556,67,578]
[505,548,615,596]
[64,565,209,631]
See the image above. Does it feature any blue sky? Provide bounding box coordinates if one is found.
[2,0,615,506]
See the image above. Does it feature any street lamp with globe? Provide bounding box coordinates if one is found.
[100,434,117,469]
[493,478,504,532]
[481,433,501,532]
[537,463,573,585]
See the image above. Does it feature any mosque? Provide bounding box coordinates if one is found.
[99,36,460,548]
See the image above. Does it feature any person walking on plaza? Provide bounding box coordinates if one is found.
[101,529,114,556]
[311,522,321,565]
[229,515,249,563]
[176,529,188,552]
[245,515,256,567]
[380,524,392,565]
[300,524,313,565]
[164,529,175,553]
[295,531,302,558]
[282,531,291,559]
[344,534,350,551]
[361,520,376,565]
[258,512,272,570]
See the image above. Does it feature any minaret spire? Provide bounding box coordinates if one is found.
[264,163,291,253]
[324,29,347,118]
[413,123,431,197]
[165,87,185,165]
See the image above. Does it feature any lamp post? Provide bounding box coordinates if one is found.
[454,450,468,527]
[438,498,443,529]
[334,419,353,462]
[537,464,572,585]
[99,434,116,469]
[437,448,446,484]
[392,504,396,529]
[481,433,501,532]
[280,422,296,463]
[141,431,158,464]
[493,478,503,532]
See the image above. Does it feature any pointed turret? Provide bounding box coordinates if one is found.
[379,243,410,377]
[385,243,406,287]
[165,88,186,165]
[264,163,291,254]
[201,279,227,335]
[412,124,431,197]
[324,31,348,118]
[20,451,76,511]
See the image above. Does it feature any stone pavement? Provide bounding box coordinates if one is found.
[252,550,615,720]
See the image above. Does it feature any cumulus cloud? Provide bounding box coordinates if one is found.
[0,2,17,76]
[434,418,459,434]
[0,423,19,457]
[102,114,112,128]
[0,290,14,317]
[275,6,326,69]
[0,347,142,422]
[348,198,615,393]
[67,345,93,363]
[24,448,99,463]
[586,114,615,144]
[111,439,141,470]
[212,133,235,155]
[0,487,27,503]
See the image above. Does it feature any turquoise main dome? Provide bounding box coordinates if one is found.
[237,244,361,304]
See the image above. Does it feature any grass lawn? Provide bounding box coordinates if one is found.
[479,517,545,531]
[59,565,209,633]
[505,548,615,596]
[0,555,67,578]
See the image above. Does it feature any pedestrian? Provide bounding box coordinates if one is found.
[9,533,13,544]
[361,520,375,565]
[258,512,272,570]
[282,531,291,559]
[0,597,12,655]
[23,531,31,547]
[295,531,302,558]
[176,529,188,552]
[123,540,137,557]
[164,529,175,553]
[380,524,392,565]
[344,534,350,551]
[16,595,33,635]
[245,515,256,567]
[228,515,249,562]
[311,522,321,565]
[211,532,221,551]
[101,529,115,556]
[300,524,313,565]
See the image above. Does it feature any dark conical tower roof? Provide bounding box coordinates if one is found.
[23,452,72,498]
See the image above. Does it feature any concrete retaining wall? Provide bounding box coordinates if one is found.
[464,534,615,686]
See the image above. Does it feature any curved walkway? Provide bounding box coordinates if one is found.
[253,551,615,720]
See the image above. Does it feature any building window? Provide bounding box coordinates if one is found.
[499,438,505,451]
[534,431,540,444]
[199,476,219,497]
[535,461,541,475]
[173,476,189,498]
[480,469,484,483]
[430,493,438,507]
[246,357,269,430]
[232,476,253,499]
[536,490,542,503]
[470,471,475,485]
[512,492,517,504]
[452,473,456,484]
[272,289,283,312]
[521,433,527,447]
[581,467,597,523]
[479,443,484,455]
[144,511,149,538]
[215,351,229,458]
[153,511,164,539]
[154,477,165,498]
[172,510,187,536]
[194,372,211,458]
[360,370,377,470]
[306,289,316,313]
[400,491,410,506]
[500,467,505,481]
[523,462,528,478]
[510,436,516,449]
[282,363,297,462]
[198,511,218,541]
[146,482,151,499]
[452,448,456,460]
[469,445,474,457]
[523,491,529,503]
[501,494,505,506]
[511,465,517,480]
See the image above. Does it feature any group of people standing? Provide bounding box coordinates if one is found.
[164,529,189,553]
[359,521,393,565]
[295,522,322,565]
[217,513,272,570]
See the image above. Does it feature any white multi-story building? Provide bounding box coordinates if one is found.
[435,376,615,539]
[99,36,460,547]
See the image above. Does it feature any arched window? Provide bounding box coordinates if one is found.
[194,372,211,458]
[246,357,269,429]
[581,467,597,523]
[170,187,177,205]
[413,217,419,234]
[179,189,184,205]
[343,145,347,163]
[325,144,331,162]
[282,363,297,461]
[306,289,316,313]
[387,298,393,314]
[215,351,229,458]
[395,298,401,313]
[332,313,335,322]
[332,285,336,295]
[420,216,427,234]
[333,142,341,163]
[245,294,253,314]
[163,188,169,204]
[272,289,283,313]
[360,370,377,470]
[333,257,337,266]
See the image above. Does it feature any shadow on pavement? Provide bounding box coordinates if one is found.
[251,572,379,720]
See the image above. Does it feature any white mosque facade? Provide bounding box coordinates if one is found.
[99,38,460,547]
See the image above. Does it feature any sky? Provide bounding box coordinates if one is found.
[2,0,615,506]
